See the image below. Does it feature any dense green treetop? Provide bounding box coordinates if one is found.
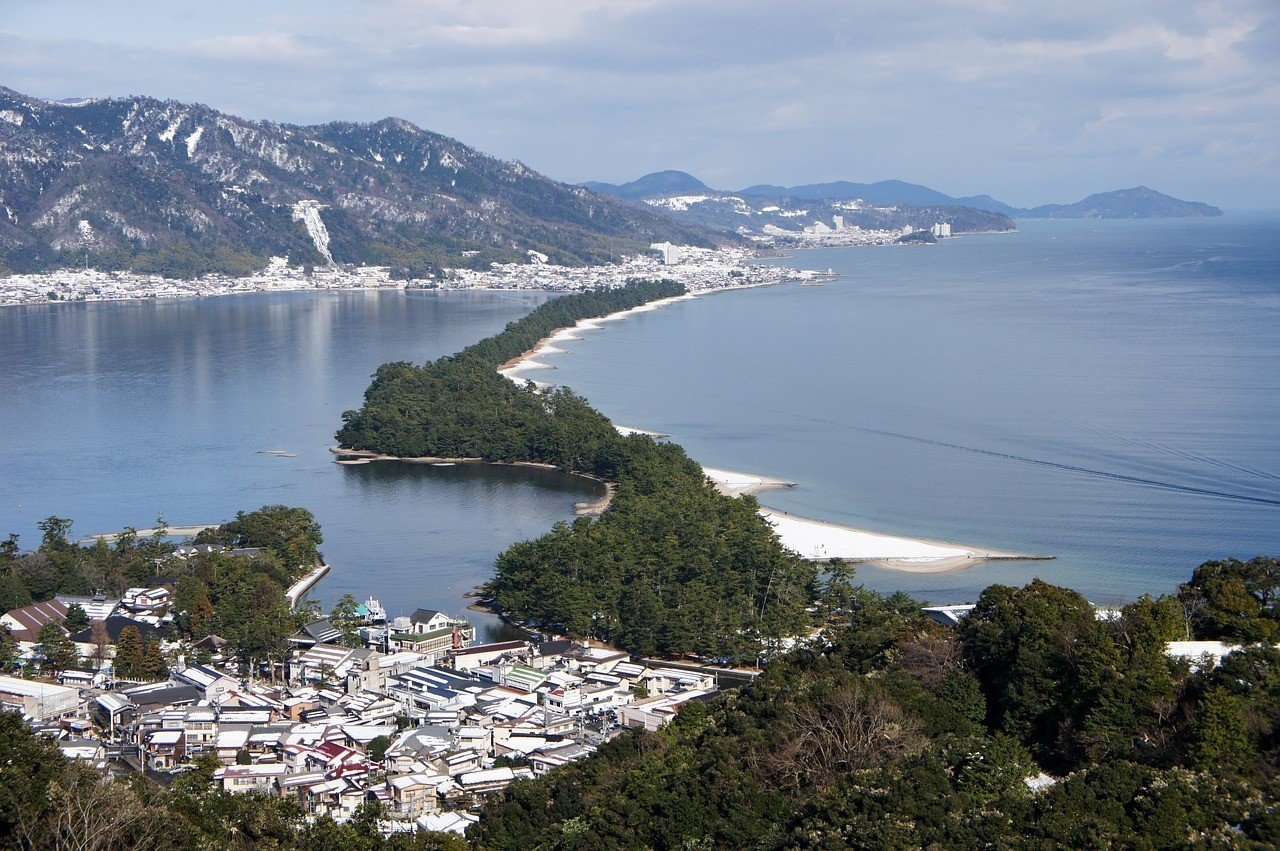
[474,564,1280,850]
[337,281,817,659]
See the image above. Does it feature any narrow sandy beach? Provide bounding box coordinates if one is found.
[703,467,1048,572]
[497,292,700,385]
[85,523,218,543]
[491,289,1051,574]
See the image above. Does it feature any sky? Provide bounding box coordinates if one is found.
[1,0,1277,208]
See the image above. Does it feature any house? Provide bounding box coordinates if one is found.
[172,663,239,698]
[452,765,533,800]
[417,811,478,837]
[288,643,382,689]
[192,634,230,657]
[215,763,287,793]
[120,681,201,714]
[144,728,185,769]
[408,609,455,634]
[0,674,80,721]
[529,741,593,776]
[288,619,344,649]
[55,594,121,622]
[386,772,445,818]
[57,738,108,771]
[922,604,976,628]
[617,689,715,732]
[448,639,530,672]
[0,599,69,643]
[121,587,172,613]
[640,667,715,695]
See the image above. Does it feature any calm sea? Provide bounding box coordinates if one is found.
[0,289,594,640]
[547,215,1280,603]
[1,215,1277,620]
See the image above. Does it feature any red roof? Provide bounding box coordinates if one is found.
[1,599,68,639]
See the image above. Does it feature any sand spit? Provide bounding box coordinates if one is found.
[497,292,700,385]
[702,467,797,497]
[615,424,669,438]
[703,468,1049,572]
[85,523,218,543]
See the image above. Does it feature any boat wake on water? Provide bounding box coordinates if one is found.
[721,397,1280,509]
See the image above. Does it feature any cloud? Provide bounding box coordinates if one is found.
[187,32,326,63]
[0,0,1277,206]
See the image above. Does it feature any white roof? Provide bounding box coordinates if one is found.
[0,675,78,700]
[418,811,477,835]
[459,766,515,786]
[149,730,182,745]
[217,730,250,748]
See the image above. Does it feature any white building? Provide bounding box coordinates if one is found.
[0,675,80,721]
[649,242,682,265]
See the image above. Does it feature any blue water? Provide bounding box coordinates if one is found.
[0,289,594,640]
[546,216,1280,603]
[1,216,1277,616]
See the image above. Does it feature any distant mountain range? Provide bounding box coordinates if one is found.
[586,171,1017,236]
[0,87,716,278]
[589,171,1223,219]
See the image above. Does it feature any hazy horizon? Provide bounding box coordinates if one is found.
[2,1,1276,209]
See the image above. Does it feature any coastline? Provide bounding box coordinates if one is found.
[489,277,1053,574]
[329,446,616,516]
[84,523,218,543]
[496,291,702,384]
[700,468,1047,571]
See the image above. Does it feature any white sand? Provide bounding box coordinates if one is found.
[702,467,1038,572]
[615,424,669,438]
[702,467,796,496]
[499,293,699,385]
[490,299,1046,574]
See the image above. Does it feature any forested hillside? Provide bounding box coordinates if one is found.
[474,559,1280,849]
[336,281,816,658]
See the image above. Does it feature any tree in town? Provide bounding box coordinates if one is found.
[37,619,77,673]
[330,593,364,648]
[368,735,392,762]
[63,602,89,634]
[114,625,144,678]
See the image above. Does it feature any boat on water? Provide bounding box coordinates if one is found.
[362,597,388,623]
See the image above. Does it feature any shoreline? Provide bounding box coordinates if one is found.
[496,291,702,384]
[285,562,332,608]
[84,523,219,543]
[701,468,1049,572]
[329,446,616,516]
[487,279,1054,574]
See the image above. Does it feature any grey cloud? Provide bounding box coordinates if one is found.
[0,1,1275,207]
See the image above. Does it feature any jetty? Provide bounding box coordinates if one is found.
[286,562,331,609]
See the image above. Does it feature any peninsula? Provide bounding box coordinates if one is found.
[491,287,1047,572]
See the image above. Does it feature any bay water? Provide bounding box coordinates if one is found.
[1,214,1277,622]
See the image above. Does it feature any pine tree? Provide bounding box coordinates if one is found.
[37,620,76,673]
[63,602,89,634]
[114,626,143,678]
[137,641,167,681]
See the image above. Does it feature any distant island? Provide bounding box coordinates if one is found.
[1016,185,1224,219]
[590,170,1223,220]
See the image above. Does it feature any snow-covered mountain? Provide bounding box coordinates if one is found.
[0,87,718,277]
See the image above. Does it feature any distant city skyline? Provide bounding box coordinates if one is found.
[2,0,1276,208]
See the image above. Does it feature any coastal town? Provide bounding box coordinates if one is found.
[0,550,727,839]
[0,243,832,308]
